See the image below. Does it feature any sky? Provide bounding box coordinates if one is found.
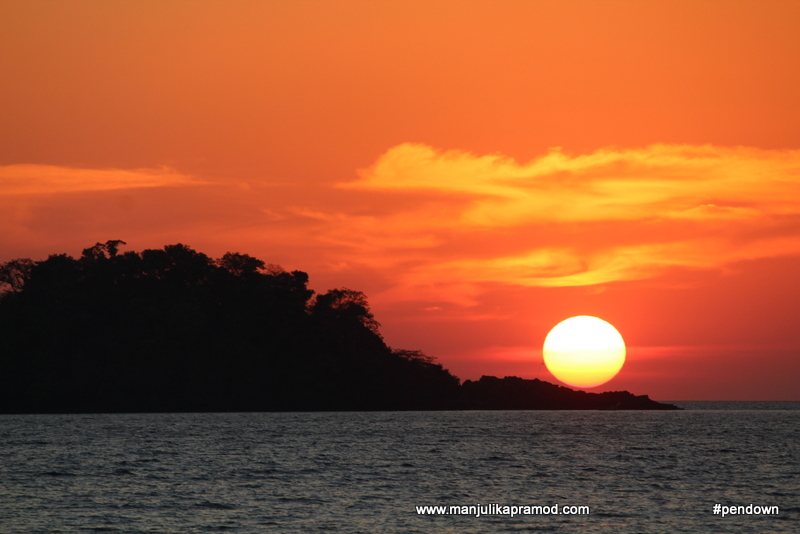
[2,0,800,400]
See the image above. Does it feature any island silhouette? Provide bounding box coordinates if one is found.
[0,241,679,413]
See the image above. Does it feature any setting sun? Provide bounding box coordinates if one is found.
[542,316,626,388]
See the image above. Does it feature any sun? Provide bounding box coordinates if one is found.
[542,316,626,388]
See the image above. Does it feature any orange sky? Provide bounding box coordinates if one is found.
[3,1,800,400]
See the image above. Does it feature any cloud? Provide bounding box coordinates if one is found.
[0,166,221,263]
[325,143,800,301]
[0,164,202,195]
[346,143,800,225]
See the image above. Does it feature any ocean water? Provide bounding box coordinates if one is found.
[1,404,798,533]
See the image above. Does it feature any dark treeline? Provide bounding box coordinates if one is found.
[0,241,678,413]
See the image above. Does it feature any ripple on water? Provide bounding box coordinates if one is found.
[0,409,797,533]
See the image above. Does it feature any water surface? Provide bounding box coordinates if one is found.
[1,406,797,533]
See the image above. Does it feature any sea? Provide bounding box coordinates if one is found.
[1,402,798,533]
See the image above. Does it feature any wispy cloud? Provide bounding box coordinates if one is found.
[0,164,202,195]
[346,143,800,225]
[323,143,800,301]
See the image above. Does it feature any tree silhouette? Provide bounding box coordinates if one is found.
[217,252,266,277]
[0,258,34,293]
[311,288,381,333]
[0,241,463,412]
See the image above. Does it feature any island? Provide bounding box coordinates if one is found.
[0,241,680,413]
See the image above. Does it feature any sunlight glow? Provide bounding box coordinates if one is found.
[543,316,626,388]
